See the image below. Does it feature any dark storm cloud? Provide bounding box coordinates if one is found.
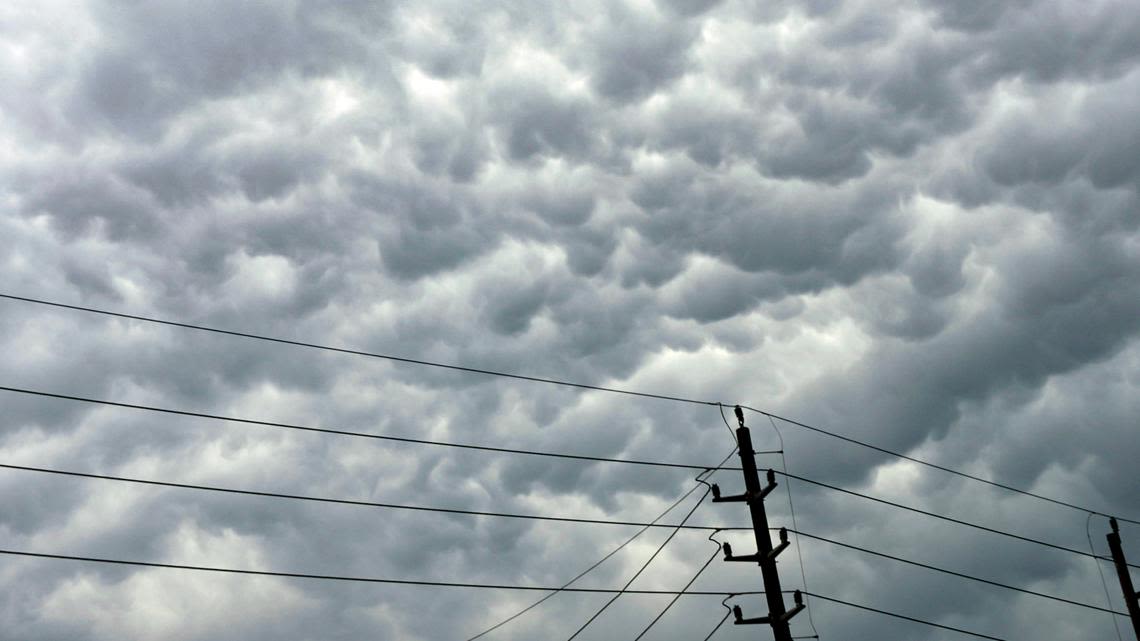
[2,0,1140,640]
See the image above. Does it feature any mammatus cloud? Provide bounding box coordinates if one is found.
[2,0,1139,639]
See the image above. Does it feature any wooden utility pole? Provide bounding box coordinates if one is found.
[1107,517,1140,640]
[713,406,803,641]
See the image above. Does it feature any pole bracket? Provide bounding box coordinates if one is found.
[710,483,748,503]
[722,541,761,562]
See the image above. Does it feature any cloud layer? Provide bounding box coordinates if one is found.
[2,1,1139,639]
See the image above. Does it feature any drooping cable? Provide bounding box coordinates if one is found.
[717,403,739,446]
[804,592,1006,641]
[632,530,724,640]
[1087,512,1126,641]
[4,292,1136,525]
[564,450,736,641]
[764,414,819,639]
[699,609,731,641]
[464,478,707,640]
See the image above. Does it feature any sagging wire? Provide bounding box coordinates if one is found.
[631,529,727,640]
[718,403,740,445]
[1087,511,1125,641]
[766,414,820,640]
[464,479,710,640]
[699,593,737,641]
[564,449,737,641]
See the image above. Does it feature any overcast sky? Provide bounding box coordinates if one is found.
[2,1,1140,640]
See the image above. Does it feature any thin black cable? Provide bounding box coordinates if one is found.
[6,385,1126,565]
[765,415,820,639]
[774,469,1140,569]
[0,463,745,533]
[700,610,731,641]
[6,292,1134,526]
[464,478,707,640]
[0,549,762,595]
[5,385,1127,567]
[744,406,1139,526]
[1087,512,1126,641]
[633,529,725,641]
[0,385,776,471]
[792,529,1129,616]
[717,403,739,445]
[0,293,716,408]
[565,450,736,641]
[804,592,1006,641]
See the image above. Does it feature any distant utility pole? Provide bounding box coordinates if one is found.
[713,406,803,641]
[1107,517,1140,640]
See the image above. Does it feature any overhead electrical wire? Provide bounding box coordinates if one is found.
[792,530,1128,616]
[633,545,722,641]
[1086,513,1126,641]
[0,549,765,596]
[8,460,1119,616]
[565,450,736,641]
[0,463,746,533]
[3,292,1134,526]
[774,470,1140,569]
[4,386,1132,568]
[803,592,1007,641]
[740,405,1138,525]
[764,414,820,639]
[0,385,773,472]
[465,480,708,640]
[0,293,715,408]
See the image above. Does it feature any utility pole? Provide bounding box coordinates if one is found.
[713,406,803,641]
[1107,517,1140,640]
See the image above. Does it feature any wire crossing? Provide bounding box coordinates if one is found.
[3,291,1135,525]
[465,480,709,640]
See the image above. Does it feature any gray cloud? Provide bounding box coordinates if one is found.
[3,1,1140,640]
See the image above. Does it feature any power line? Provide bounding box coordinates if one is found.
[0,293,715,408]
[803,592,1006,641]
[0,549,766,596]
[5,385,1132,567]
[465,479,708,640]
[0,385,774,472]
[17,459,1119,613]
[775,470,1140,569]
[634,545,721,640]
[793,530,1129,616]
[764,414,820,639]
[5,292,1135,526]
[566,450,735,641]
[0,463,746,533]
[742,406,1139,526]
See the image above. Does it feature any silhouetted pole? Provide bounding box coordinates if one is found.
[713,406,802,641]
[1107,518,1140,640]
